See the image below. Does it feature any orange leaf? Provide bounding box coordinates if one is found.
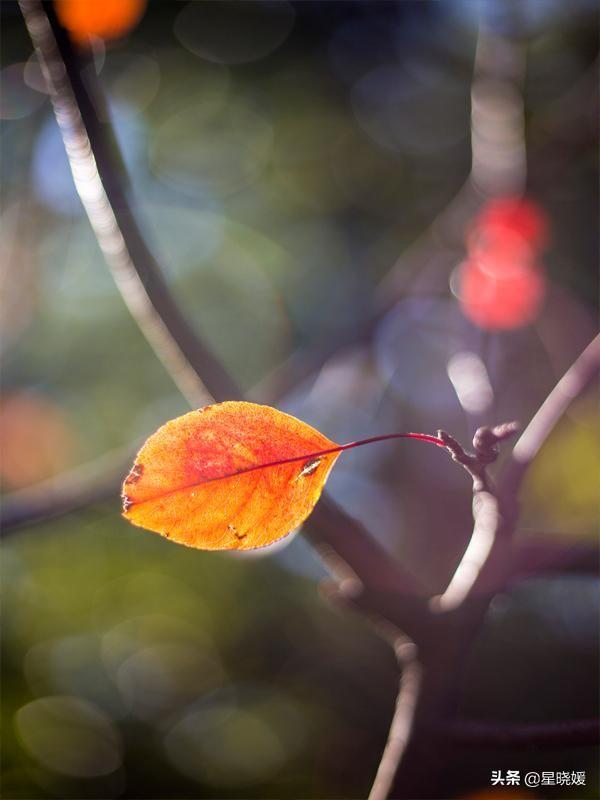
[122,401,341,551]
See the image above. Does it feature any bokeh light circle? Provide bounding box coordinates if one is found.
[15,695,122,778]
[458,258,546,331]
[174,1,295,65]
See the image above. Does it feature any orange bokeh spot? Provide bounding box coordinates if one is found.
[0,391,75,489]
[54,0,147,44]
[459,258,546,331]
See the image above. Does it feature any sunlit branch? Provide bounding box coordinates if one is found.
[434,333,600,612]
[428,423,516,611]
[432,491,500,613]
[19,0,237,408]
[469,32,527,195]
[368,635,422,800]
[500,333,600,502]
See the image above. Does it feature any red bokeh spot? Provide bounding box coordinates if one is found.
[467,196,549,255]
[54,0,147,44]
[459,195,550,330]
[459,258,546,331]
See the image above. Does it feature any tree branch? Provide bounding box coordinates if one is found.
[368,635,422,800]
[430,335,600,612]
[433,491,501,612]
[19,0,238,408]
[430,424,518,612]
[0,446,129,532]
[499,333,600,503]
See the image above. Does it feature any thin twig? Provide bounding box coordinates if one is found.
[0,445,131,531]
[431,424,518,611]
[368,634,422,800]
[19,0,237,408]
[432,335,600,611]
[500,333,600,503]
[466,335,600,604]
[436,422,519,492]
[432,491,500,612]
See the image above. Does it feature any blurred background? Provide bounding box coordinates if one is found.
[1,1,598,798]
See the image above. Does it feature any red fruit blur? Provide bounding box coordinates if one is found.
[467,196,549,256]
[459,258,546,330]
[459,195,549,330]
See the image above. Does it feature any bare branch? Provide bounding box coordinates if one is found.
[368,635,422,800]
[437,422,519,491]
[500,333,600,503]
[463,335,600,601]
[19,0,238,408]
[432,491,501,613]
[311,501,439,642]
[308,499,423,599]
[431,423,518,611]
[0,446,128,532]
[432,334,600,612]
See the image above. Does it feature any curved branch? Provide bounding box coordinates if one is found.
[432,334,600,610]
[430,424,517,611]
[19,0,238,408]
[432,491,500,612]
[500,333,600,502]
[368,637,422,800]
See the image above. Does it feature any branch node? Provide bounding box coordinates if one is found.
[438,421,519,493]
[473,421,519,463]
[437,429,485,490]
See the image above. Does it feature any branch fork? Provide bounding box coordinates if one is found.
[437,422,519,492]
